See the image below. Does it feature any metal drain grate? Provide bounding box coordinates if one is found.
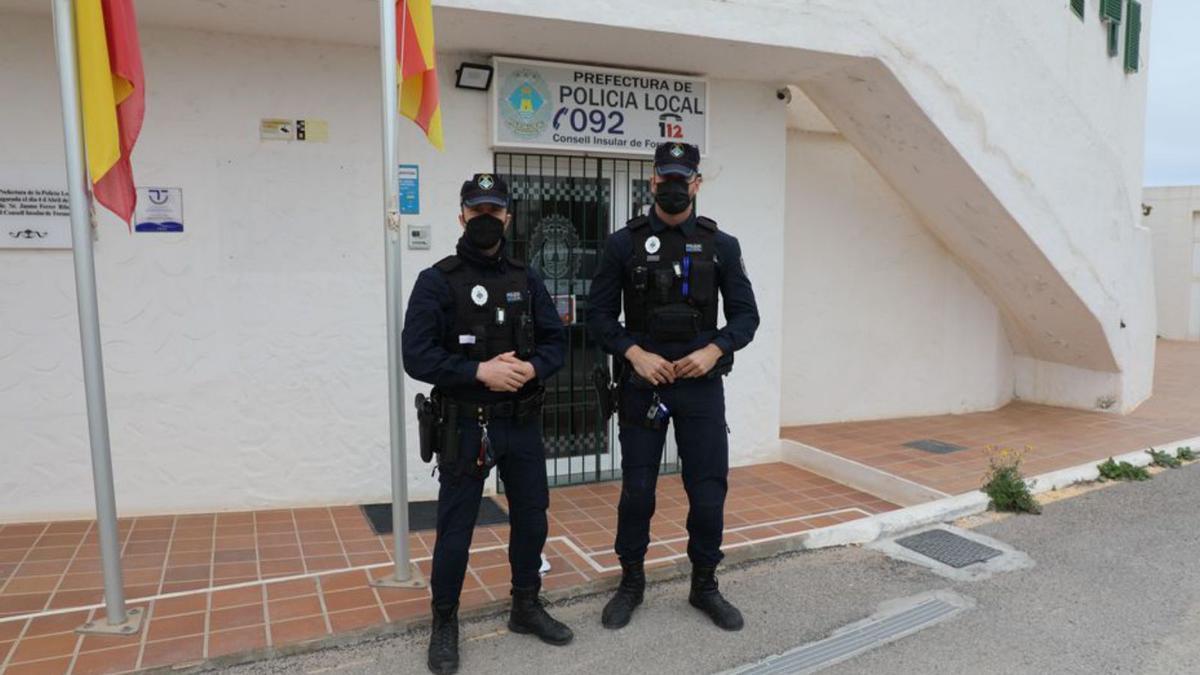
[895,529,1002,569]
[902,439,967,454]
[733,596,965,674]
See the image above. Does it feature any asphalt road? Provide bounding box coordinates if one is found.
[219,463,1200,675]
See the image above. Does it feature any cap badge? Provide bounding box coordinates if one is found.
[670,144,685,158]
[645,235,661,254]
[477,175,495,190]
[470,285,489,306]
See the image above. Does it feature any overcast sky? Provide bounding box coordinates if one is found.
[1144,0,1200,186]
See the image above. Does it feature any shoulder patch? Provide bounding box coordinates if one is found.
[626,215,650,231]
[695,216,718,232]
[433,255,462,273]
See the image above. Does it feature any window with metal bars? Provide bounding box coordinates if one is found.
[1072,0,1085,20]
[1125,1,1142,72]
[492,152,681,488]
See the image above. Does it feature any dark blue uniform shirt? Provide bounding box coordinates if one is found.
[402,237,567,403]
[588,209,760,361]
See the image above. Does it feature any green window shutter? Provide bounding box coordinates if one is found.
[1125,1,1142,72]
[1072,0,1085,20]
[1100,0,1123,23]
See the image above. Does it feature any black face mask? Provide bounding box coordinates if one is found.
[464,213,505,250]
[654,179,692,215]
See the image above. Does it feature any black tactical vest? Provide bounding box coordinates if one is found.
[622,215,719,343]
[435,255,536,361]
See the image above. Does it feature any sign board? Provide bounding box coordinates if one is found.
[492,57,708,156]
[135,187,184,232]
[260,118,329,142]
[399,164,419,215]
[0,164,71,249]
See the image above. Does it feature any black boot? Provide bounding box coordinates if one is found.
[508,585,574,646]
[601,560,645,629]
[427,602,459,675]
[688,566,744,631]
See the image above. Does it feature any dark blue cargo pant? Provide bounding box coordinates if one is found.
[614,376,729,567]
[430,416,549,607]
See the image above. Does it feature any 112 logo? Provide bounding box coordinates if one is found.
[658,113,684,139]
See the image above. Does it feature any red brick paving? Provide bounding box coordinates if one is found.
[783,340,1200,495]
[0,463,890,673]
[12,345,1190,672]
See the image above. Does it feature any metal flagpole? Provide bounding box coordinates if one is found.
[373,0,424,589]
[50,0,143,635]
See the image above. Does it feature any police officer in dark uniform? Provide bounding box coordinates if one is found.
[402,174,574,675]
[587,143,760,632]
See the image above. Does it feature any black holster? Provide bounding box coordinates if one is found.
[415,393,438,463]
[592,362,619,421]
[415,390,460,465]
[438,396,461,466]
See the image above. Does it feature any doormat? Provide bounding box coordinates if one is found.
[361,498,509,535]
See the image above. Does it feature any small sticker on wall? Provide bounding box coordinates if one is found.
[296,119,328,142]
[260,118,328,142]
[399,164,419,215]
[135,187,183,232]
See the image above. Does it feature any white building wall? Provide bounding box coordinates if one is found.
[1144,186,1200,340]
[781,130,1012,425]
[437,0,1156,413]
[0,12,785,521]
[0,0,1155,521]
[703,82,788,465]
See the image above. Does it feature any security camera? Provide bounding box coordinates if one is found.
[776,87,792,104]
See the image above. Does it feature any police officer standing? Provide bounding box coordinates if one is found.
[402,174,574,674]
[587,143,760,632]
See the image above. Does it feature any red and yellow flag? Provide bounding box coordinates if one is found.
[76,0,145,225]
[396,0,443,149]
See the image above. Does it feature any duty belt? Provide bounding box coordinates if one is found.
[442,387,545,422]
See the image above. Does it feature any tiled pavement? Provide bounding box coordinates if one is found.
[782,340,1200,495]
[0,463,894,674]
[5,340,1197,673]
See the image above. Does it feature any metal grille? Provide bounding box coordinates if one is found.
[495,152,680,487]
[733,595,967,674]
[902,439,967,455]
[895,529,1003,569]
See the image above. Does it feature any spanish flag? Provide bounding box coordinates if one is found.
[76,0,144,225]
[397,0,443,149]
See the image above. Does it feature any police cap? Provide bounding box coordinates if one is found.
[460,173,509,208]
[653,142,700,178]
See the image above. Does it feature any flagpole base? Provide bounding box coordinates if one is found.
[370,563,427,589]
[76,607,144,636]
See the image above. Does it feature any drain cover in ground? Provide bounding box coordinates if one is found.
[894,529,1002,569]
[361,498,508,535]
[733,592,971,674]
[902,439,967,454]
